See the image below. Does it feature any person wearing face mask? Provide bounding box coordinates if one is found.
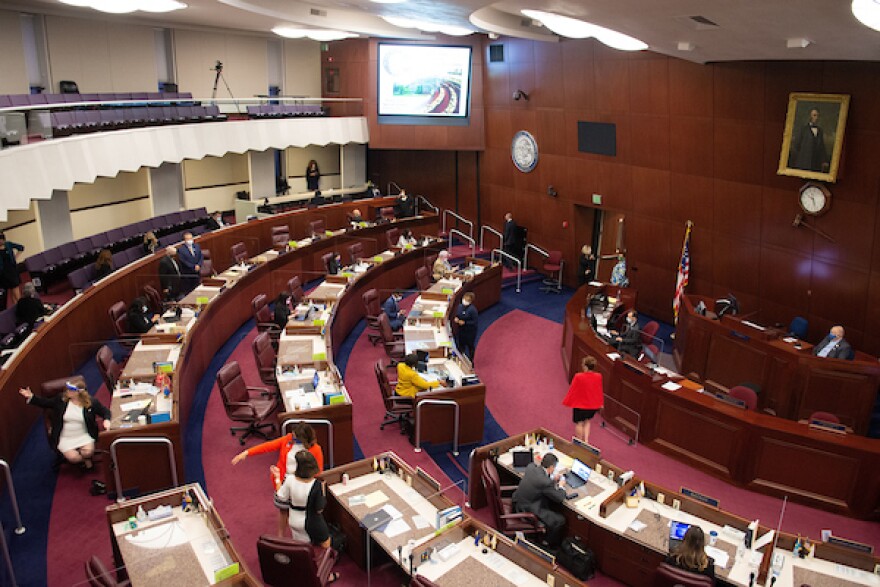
[127,296,159,334]
[158,246,182,301]
[382,290,406,331]
[813,325,854,360]
[453,292,478,361]
[613,309,642,357]
[177,232,203,292]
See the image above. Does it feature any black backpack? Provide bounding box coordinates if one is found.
[556,536,596,581]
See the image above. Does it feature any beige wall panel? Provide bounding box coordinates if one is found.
[0,11,28,95]
[70,198,152,239]
[67,170,149,210]
[183,184,247,213]
[286,145,341,178]
[182,154,249,190]
[45,16,155,93]
[175,30,268,99]
[283,39,320,97]
[0,204,42,255]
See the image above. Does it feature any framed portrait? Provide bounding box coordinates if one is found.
[778,93,850,183]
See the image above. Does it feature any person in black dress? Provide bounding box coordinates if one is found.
[577,244,597,287]
[15,282,47,327]
[275,451,337,563]
[127,297,157,334]
[453,292,478,362]
[94,249,114,280]
[274,292,292,330]
[665,526,715,583]
[306,160,321,192]
[143,231,159,255]
[0,233,25,307]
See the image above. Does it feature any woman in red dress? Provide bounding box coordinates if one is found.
[562,356,604,444]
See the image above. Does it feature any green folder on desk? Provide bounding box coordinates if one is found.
[312,352,327,361]
[288,240,298,249]
[441,288,454,295]
[214,563,240,582]
[195,296,209,305]
[313,318,326,327]
[432,311,445,318]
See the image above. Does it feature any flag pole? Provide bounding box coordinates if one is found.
[673,220,693,326]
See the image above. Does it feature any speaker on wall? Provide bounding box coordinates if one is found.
[489,44,504,63]
[577,121,617,156]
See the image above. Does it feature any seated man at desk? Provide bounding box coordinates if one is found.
[349,208,364,224]
[432,250,455,281]
[612,309,642,358]
[812,325,854,360]
[512,453,567,548]
[383,290,406,331]
[127,297,158,334]
[395,353,441,397]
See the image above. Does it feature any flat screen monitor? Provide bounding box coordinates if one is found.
[377,43,472,126]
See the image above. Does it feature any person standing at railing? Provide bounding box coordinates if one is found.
[0,233,24,307]
[502,212,517,269]
[306,160,321,192]
[453,292,478,362]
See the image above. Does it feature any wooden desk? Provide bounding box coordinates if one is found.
[106,483,257,586]
[561,286,880,519]
[674,294,880,433]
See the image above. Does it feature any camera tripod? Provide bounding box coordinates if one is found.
[210,61,240,113]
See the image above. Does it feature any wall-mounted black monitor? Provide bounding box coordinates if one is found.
[377,43,472,126]
[578,121,617,156]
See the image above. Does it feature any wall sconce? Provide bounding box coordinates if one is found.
[513,89,529,101]
[547,185,558,197]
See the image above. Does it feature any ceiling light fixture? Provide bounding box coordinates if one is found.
[852,0,880,31]
[381,15,472,36]
[677,41,695,51]
[272,27,357,42]
[786,37,811,48]
[521,9,647,50]
[369,0,406,4]
[59,0,186,13]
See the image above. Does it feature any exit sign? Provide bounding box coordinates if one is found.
[592,194,602,205]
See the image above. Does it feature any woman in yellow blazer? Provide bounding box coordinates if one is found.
[395,353,441,397]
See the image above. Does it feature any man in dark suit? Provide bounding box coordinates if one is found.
[612,310,643,358]
[512,453,567,547]
[396,189,415,218]
[206,211,225,230]
[789,107,830,173]
[383,290,406,331]
[177,232,203,292]
[813,325,854,360]
[502,212,517,268]
[158,246,182,300]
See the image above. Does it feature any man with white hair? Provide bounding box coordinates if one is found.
[158,246,182,300]
[813,325,854,360]
[432,250,454,281]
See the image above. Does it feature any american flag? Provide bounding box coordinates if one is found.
[673,223,692,323]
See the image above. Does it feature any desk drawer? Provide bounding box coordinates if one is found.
[600,533,660,587]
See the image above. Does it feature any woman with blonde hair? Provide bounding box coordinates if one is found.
[20,382,111,470]
[665,526,715,583]
[143,231,159,255]
[94,248,114,280]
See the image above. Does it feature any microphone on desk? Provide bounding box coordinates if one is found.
[770,576,777,587]
[423,479,466,502]
[748,572,755,587]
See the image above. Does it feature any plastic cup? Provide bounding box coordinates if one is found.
[709,530,718,546]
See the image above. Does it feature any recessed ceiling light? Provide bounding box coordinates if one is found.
[381,15,472,36]
[852,0,880,31]
[272,27,357,42]
[786,37,811,48]
[677,41,695,51]
[370,0,406,4]
[59,0,186,13]
[521,9,647,50]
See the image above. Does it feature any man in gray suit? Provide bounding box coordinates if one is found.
[512,453,567,547]
[812,325,854,360]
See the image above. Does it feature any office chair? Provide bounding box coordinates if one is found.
[481,459,545,538]
[362,288,383,345]
[96,345,122,392]
[230,241,249,264]
[84,554,130,587]
[386,228,401,249]
[652,562,713,587]
[308,219,325,236]
[143,284,163,315]
[728,386,758,411]
[251,294,281,341]
[414,266,431,291]
[59,80,79,94]
[199,249,214,278]
[348,241,364,265]
[108,301,139,346]
[380,206,396,222]
[216,361,278,445]
[809,411,841,424]
[410,575,440,587]
[257,534,338,587]
[375,360,413,432]
[271,225,290,246]
[287,276,305,305]
[378,313,406,363]
[41,375,87,471]
[321,252,336,274]
[788,316,808,340]
[252,331,279,391]
[639,320,660,363]
[539,251,564,294]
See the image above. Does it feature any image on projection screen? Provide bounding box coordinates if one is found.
[377,44,472,118]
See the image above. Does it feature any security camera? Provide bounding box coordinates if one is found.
[512,89,529,101]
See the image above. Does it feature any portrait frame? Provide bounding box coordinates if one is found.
[778,92,850,183]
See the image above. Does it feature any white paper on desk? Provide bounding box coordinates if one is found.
[752,529,774,551]
[606,352,621,361]
[588,281,603,287]
[783,337,798,343]
[120,399,151,412]
[363,491,389,508]
[412,515,430,530]
[629,520,647,532]
[661,381,682,391]
[704,545,729,569]
[382,504,403,521]
[505,568,527,586]
[382,518,410,538]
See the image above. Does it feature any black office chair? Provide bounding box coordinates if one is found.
[652,562,713,587]
[257,534,338,587]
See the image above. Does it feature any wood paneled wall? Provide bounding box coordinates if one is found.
[366,37,880,355]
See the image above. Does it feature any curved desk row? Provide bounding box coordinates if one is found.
[562,285,880,519]
[674,295,880,434]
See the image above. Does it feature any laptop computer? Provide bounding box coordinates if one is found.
[511,449,533,472]
[668,521,691,551]
[361,509,392,532]
[563,459,592,489]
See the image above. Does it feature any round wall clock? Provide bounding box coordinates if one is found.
[799,182,831,216]
[511,130,538,173]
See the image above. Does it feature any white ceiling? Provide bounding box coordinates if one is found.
[7,0,880,63]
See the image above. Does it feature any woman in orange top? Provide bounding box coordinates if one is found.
[232,422,324,535]
[561,356,604,444]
